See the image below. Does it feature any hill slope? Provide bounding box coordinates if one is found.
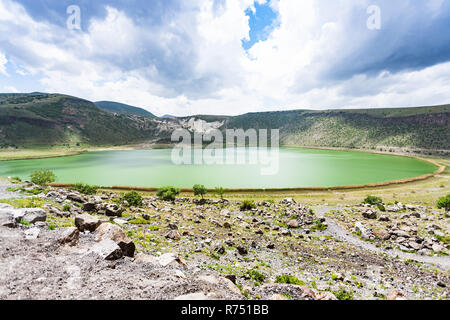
[0,93,448,153]
[220,105,450,151]
[0,93,157,147]
[95,101,155,118]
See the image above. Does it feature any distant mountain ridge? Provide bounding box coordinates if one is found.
[0,93,449,155]
[95,101,156,118]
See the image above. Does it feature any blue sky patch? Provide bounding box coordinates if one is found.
[242,1,278,50]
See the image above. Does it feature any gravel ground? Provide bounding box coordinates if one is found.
[317,207,450,270]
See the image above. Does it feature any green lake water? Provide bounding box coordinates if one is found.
[0,148,437,189]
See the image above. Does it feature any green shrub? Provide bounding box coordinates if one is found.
[215,187,225,200]
[72,183,99,195]
[377,204,386,212]
[62,204,71,212]
[240,200,256,211]
[156,186,180,202]
[362,195,383,205]
[437,194,450,211]
[30,170,56,185]
[275,275,305,286]
[310,220,328,232]
[333,288,354,300]
[246,269,266,283]
[121,191,143,207]
[193,184,207,199]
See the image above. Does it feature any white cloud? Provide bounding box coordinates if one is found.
[0,0,449,116]
[0,52,8,76]
[4,85,19,92]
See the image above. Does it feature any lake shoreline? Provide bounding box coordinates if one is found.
[1,145,445,192]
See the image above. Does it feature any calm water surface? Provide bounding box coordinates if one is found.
[0,148,436,189]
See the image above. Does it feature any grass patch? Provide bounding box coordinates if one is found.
[275,274,306,286]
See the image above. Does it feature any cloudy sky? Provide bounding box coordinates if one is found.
[0,0,449,116]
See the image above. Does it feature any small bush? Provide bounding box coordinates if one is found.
[62,204,71,212]
[275,275,305,286]
[246,269,266,283]
[437,194,450,211]
[193,184,207,199]
[362,195,383,205]
[30,170,56,185]
[377,204,386,212]
[121,191,143,207]
[240,200,256,211]
[72,183,99,195]
[156,186,180,202]
[311,220,328,232]
[333,288,354,300]
[215,187,225,200]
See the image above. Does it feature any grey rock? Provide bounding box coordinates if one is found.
[75,214,101,232]
[24,227,40,240]
[104,204,125,217]
[21,208,47,224]
[95,223,135,257]
[58,227,79,246]
[67,192,84,203]
[89,239,123,260]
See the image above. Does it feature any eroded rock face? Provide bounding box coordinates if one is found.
[75,214,101,232]
[95,223,135,257]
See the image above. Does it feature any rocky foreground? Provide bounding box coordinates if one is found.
[0,183,448,300]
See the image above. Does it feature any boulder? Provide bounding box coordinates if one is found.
[392,229,410,238]
[387,289,406,300]
[362,209,377,219]
[374,229,390,241]
[158,253,187,268]
[95,223,135,257]
[75,214,101,232]
[82,202,97,212]
[408,241,423,251]
[67,192,84,203]
[280,198,297,206]
[165,230,181,240]
[432,243,445,253]
[58,227,79,246]
[287,219,299,228]
[134,253,159,265]
[314,291,338,300]
[24,227,40,240]
[237,246,248,255]
[20,208,47,224]
[0,208,16,228]
[104,204,125,217]
[355,222,374,240]
[89,239,123,260]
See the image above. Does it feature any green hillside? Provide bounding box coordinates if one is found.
[0,93,156,147]
[95,101,155,118]
[0,93,448,154]
[218,106,450,151]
